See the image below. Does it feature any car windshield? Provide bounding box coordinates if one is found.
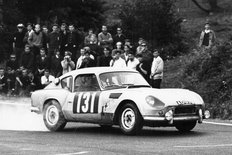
[99,71,150,90]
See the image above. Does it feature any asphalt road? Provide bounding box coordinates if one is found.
[0,100,232,155]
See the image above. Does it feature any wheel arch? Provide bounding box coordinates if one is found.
[113,99,141,125]
[43,98,60,112]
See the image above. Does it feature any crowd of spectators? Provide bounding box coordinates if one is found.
[0,22,164,96]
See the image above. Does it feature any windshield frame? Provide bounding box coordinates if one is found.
[99,71,150,90]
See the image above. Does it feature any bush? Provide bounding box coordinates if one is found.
[182,43,232,119]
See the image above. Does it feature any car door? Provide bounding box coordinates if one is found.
[63,74,103,123]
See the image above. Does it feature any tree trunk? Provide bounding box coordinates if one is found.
[191,0,210,13]
[0,0,3,24]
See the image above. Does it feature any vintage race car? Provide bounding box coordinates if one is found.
[31,67,210,135]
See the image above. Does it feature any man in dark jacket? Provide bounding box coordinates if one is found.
[19,45,34,72]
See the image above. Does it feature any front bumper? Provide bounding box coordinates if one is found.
[144,116,200,122]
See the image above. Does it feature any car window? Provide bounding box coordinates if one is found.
[99,71,150,89]
[61,76,73,91]
[74,74,100,92]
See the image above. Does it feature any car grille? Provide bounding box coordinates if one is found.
[174,106,197,115]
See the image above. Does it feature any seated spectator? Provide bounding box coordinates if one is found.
[61,51,75,74]
[5,54,19,73]
[16,68,30,96]
[28,70,42,91]
[50,50,63,78]
[97,47,112,67]
[5,67,16,96]
[0,68,7,94]
[127,51,139,70]
[35,48,50,77]
[79,51,96,68]
[19,44,34,71]
[110,49,126,68]
[41,69,55,88]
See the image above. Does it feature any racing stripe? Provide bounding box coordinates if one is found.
[73,94,79,114]
[94,92,100,113]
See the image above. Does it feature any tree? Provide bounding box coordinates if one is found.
[118,0,184,58]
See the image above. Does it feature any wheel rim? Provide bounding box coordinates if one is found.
[121,108,136,130]
[46,105,59,126]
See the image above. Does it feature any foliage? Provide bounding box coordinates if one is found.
[118,0,186,58]
[182,43,232,119]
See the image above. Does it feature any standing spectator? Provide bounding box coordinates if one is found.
[47,24,60,58]
[65,24,80,61]
[136,38,145,55]
[199,22,216,50]
[136,54,151,83]
[124,39,133,49]
[98,25,113,49]
[28,24,44,58]
[84,29,99,57]
[110,49,126,68]
[16,68,30,96]
[97,47,112,67]
[23,23,34,44]
[0,68,7,94]
[113,27,126,47]
[5,54,19,72]
[42,25,49,50]
[139,41,153,64]
[76,48,95,69]
[35,48,50,78]
[41,69,55,88]
[79,51,96,68]
[61,51,75,74]
[84,28,98,46]
[19,44,34,71]
[150,49,164,88]
[121,44,130,62]
[12,23,26,63]
[50,50,63,77]
[127,51,139,70]
[59,23,68,56]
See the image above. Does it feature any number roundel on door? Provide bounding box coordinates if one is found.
[73,92,100,114]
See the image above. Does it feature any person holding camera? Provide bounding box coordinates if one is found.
[61,51,75,74]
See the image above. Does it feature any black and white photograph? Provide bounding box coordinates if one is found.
[0,0,232,154]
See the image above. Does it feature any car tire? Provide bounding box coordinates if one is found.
[119,103,143,135]
[175,121,197,132]
[43,100,67,131]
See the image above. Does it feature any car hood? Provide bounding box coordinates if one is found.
[121,87,204,106]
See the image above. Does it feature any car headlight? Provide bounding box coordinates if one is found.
[146,96,165,107]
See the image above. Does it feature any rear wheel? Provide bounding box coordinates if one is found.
[43,100,67,131]
[119,103,143,135]
[175,121,197,132]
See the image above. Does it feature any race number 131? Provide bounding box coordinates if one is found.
[73,92,99,114]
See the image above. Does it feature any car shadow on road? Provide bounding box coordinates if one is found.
[60,123,208,138]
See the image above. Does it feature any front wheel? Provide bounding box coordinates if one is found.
[43,100,67,131]
[119,103,143,135]
[175,121,197,132]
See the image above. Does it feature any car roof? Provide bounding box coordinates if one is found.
[59,67,138,79]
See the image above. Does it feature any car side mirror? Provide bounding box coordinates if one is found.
[54,78,60,85]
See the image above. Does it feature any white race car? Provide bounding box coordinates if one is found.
[31,67,210,135]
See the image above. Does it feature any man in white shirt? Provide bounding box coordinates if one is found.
[150,49,164,88]
[110,49,126,68]
[41,69,55,88]
[127,51,139,70]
